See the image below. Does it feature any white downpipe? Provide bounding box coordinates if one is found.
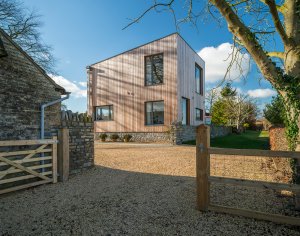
[40,93,70,172]
[40,93,70,139]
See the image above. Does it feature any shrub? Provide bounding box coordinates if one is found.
[99,133,108,141]
[123,134,132,142]
[110,134,119,141]
[243,123,250,129]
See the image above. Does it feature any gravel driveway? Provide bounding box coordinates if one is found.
[0,143,299,235]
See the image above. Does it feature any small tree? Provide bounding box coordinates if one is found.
[205,87,220,114]
[264,96,285,125]
[211,84,257,130]
[211,100,228,125]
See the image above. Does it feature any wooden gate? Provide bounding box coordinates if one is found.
[0,137,58,195]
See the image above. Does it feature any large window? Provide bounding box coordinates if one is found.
[95,105,113,121]
[145,53,163,86]
[196,108,203,121]
[145,101,164,125]
[195,64,203,95]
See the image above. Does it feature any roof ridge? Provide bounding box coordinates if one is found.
[88,32,179,67]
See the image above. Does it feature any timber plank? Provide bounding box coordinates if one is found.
[0,179,52,195]
[208,204,300,226]
[208,148,300,159]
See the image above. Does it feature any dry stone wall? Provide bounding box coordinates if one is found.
[61,111,94,174]
[269,126,289,151]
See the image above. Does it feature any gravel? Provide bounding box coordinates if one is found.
[0,143,299,235]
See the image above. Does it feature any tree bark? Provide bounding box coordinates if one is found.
[211,0,300,209]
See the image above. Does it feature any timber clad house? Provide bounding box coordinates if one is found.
[87,33,205,143]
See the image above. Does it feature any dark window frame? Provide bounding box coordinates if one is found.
[144,53,164,86]
[195,63,204,95]
[95,105,113,121]
[196,108,204,121]
[145,100,165,126]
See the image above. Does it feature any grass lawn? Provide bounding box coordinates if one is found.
[183,130,269,150]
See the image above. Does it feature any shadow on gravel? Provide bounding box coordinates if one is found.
[0,165,300,235]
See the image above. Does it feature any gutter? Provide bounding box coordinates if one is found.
[40,92,71,139]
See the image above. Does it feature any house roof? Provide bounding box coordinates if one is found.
[88,32,203,67]
[0,28,67,95]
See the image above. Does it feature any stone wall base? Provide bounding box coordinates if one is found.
[95,132,171,143]
[95,124,232,145]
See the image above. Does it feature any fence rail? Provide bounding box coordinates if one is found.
[208,147,300,159]
[196,125,300,226]
[0,137,58,195]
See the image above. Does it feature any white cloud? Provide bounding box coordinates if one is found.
[247,88,276,98]
[49,74,87,98]
[78,82,87,87]
[198,43,250,84]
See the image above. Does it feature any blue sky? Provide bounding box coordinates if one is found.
[23,0,276,113]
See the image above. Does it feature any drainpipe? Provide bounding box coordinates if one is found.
[40,92,70,139]
[40,92,70,173]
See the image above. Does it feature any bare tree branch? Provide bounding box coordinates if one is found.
[0,0,56,73]
[123,0,175,30]
[264,0,291,46]
[267,51,284,58]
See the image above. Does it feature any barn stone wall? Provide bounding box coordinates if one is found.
[0,32,62,140]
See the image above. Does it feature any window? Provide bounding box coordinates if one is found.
[196,108,203,121]
[145,53,163,86]
[145,101,164,125]
[95,105,113,121]
[181,97,190,125]
[195,64,203,95]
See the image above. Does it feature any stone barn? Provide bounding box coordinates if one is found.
[0,28,67,140]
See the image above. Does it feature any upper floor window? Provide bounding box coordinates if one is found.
[145,101,164,125]
[196,108,203,121]
[145,53,163,86]
[195,64,203,95]
[95,105,113,121]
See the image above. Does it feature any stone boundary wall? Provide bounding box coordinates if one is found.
[61,111,94,174]
[169,122,232,144]
[210,125,232,138]
[269,126,289,151]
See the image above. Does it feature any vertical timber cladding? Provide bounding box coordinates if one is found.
[91,34,178,133]
[177,36,205,126]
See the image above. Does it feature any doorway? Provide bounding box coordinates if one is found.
[181,97,190,125]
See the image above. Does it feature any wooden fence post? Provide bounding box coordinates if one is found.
[58,128,69,182]
[52,136,58,183]
[196,124,210,211]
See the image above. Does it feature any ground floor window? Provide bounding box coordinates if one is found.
[196,108,203,121]
[95,105,113,121]
[145,101,164,125]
